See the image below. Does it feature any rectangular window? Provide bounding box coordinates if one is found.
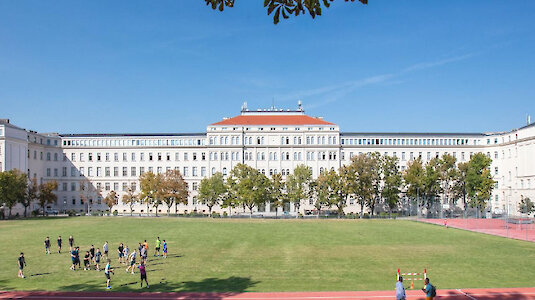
[131,152,136,161]
[96,167,102,177]
[71,182,76,191]
[183,167,189,176]
[71,167,76,177]
[192,167,198,177]
[122,167,127,177]
[88,167,93,177]
[105,167,110,177]
[114,153,119,161]
[131,167,136,177]
[123,153,127,161]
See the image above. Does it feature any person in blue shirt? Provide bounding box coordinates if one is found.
[104,259,114,289]
[162,240,167,258]
[396,276,406,300]
[421,278,435,300]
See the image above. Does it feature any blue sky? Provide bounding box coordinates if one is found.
[1,1,534,134]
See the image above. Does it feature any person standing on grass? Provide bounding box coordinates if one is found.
[162,240,167,258]
[104,259,114,289]
[123,245,130,263]
[154,237,161,257]
[68,235,74,251]
[396,276,406,300]
[44,237,51,254]
[57,236,62,254]
[117,243,124,264]
[90,245,96,263]
[75,246,81,268]
[17,252,26,278]
[83,251,91,270]
[421,278,436,300]
[70,247,77,270]
[103,241,109,258]
[95,248,102,271]
[126,249,137,274]
[140,244,147,263]
[137,261,149,289]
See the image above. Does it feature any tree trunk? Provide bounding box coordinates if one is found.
[147,203,150,216]
[24,206,27,218]
[360,201,364,218]
[168,206,171,217]
[209,206,213,217]
[9,207,12,217]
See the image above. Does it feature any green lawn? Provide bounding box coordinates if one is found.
[0,217,534,292]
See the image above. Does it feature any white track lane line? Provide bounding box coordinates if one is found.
[456,289,477,300]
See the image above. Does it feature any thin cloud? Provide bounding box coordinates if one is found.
[290,53,475,109]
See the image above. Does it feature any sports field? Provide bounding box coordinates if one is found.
[0,217,534,293]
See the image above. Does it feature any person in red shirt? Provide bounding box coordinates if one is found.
[137,261,149,288]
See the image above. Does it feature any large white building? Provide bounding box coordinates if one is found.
[1,103,534,216]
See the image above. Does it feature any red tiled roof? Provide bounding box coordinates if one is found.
[211,115,335,126]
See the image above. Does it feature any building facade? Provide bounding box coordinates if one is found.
[1,104,534,216]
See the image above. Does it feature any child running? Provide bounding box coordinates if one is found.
[95,248,102,271]
[126,250,137,274]
[137,261,149,289]
[104,259,114,289]
[44,237,51,254]
[162,240,167,258]
[83,251,91,270]
[57,236,62,254]
[17,252,26,278]
[154,237,161,257]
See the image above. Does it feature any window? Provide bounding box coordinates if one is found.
[105,167,110,177]
[131,167,136,177]
[105,182,111,191]
[183,167,189,176]
[88,167,93,177]
[192,167,198,177]
[157,153,162,161]
[71,167,76,177]
[96,167,102,177]
[71,182,76,191]
[149,153,153,161]
[46,168,51,177]
[79,153,84,162]
[122,167,127,177]
[105,153,110,161]
[123,152,127,161]
[184,153,188,161]
[70,153,75,161]
[97,153,101,161]
[222,167,227,176]
[132,153,136,161]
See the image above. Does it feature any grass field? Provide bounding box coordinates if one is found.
[0,217,534,293]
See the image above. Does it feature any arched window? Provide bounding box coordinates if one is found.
[211,167,216,175]
[222,168,227,176]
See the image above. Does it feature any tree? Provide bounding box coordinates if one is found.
[198,172,227,216]
[103,190,118,214]
[403,157,424,216]
[161,170,189,216]
[38,180,58,216]
[315,168,348,217]
[286,164,313,217]
[121,187,139,216]
[204,0,368,25]
[0,169,28,217]
[368,152,382,216]
[381,155,402,217]
[348,153,375,218]
[22,177,38,217]
[466,153,495,217]
[79,178,99,215]
[228,164,271,217]
[439,154,458,208]
[453,161,469,213]
[422,157,442,215]
[519,197,535,216]
[268,173,286,218]
[139,172,159,216]
[223,176,239,216]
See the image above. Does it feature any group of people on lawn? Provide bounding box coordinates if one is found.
[18,235,168,290]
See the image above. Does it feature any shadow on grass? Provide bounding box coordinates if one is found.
[57,276,259,297]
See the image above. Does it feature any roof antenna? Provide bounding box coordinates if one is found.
[298,100,303,111]
[271,97,275,110]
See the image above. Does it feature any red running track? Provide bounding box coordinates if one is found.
[419,218,535,242]
[2,288,535,300]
